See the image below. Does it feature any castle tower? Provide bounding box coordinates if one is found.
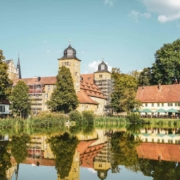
[58,45,81,93]
[94,61,112,105]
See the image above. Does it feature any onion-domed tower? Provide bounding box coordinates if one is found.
[94,60,112,106]
[58,45,81,93]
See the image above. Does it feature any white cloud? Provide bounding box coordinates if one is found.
[141,0,180,23]
[87,168,97,174]
[129,10,151,22]
[46,50,50,53]
[104,0,116,6]
[81,51,85,54]
[85,60,112,74]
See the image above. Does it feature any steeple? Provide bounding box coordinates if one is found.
[17,54,22,79]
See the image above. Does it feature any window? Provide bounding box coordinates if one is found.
[75,72,77,76]
[162,103,164,107]
[99,75,102,78]
[168,103,173,106]
[48,85,50,90]
[157,103,160,107]
[45,94,48,98]
[144,103,147,107]
[152,103,154,107]
[0,106,5,112]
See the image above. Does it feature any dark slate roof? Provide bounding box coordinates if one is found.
[58,45,81,61]
[95,61,110,73]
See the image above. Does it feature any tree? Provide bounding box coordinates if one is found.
[10,81,31,118]
[138,68,152,86]
[48,132,79,179]
[0,50,12,102]
[47,66,79,113]
[141,39,180,85]
[111,71,141,113]
[10,134,30,164]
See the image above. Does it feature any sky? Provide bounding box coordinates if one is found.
[1,0,180,78]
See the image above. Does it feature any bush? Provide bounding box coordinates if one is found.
[126,113,142,124]
[82,111,95,123]
[69,110,82,123]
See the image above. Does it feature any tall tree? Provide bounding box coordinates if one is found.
[111,71,141,113]
[0,50,12,102]
[10,134,30,164]
[48,132,79,179]
[141,39,180,85]
[47,66,79,113]
[138,67,152,86]
[10,81,31,118]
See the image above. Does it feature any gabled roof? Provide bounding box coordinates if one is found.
[136,143,180,162]
[13,76,57,86]
[5,60,12,64]
[80,74,106,100]
[77,90,98,105]
[136,84,180,103]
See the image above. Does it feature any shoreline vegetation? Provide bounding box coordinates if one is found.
[0,111,180,136]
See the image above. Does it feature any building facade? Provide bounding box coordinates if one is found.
[13,45,112,115]
[136,84,180,116]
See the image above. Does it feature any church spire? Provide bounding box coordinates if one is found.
[17,54,22,79]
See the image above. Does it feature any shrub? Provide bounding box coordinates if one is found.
[69,110,82,123]
[126,113,142,124]
[82,111,95,123]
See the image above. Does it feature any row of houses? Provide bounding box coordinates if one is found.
[1,44,180,116]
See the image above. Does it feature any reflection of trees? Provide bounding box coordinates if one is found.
[10,134,30,164]
[69,121,94,135]
[111,132,141,172]
[48,132,78,179]
[0,142,11,180]
[139,159,180,180]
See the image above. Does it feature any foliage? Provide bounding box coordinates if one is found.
[0,142,11,179]
[111,132,141,172]
[47,66,79,113]
[138,39,180,85]
[69,110,82,123]
[139,159,180,180]
[10,134,30,164]
[10,81,31,118]
[34,111,68,121]
[0,50,12,102]
[138,67,152,86]
[82,111,95,123]
[111,70,141,113]
[126,113,142,124]
[48,132,79,179]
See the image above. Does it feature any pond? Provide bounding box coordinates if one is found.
[0,123,180,180]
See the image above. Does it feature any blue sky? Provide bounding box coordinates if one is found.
[1,0,180,78]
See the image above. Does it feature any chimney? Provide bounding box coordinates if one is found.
[158,84,161,90]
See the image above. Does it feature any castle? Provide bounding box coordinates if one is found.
[12,45,113,115]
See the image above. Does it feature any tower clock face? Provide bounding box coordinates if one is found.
[67,49,73,56]
[101,64,105,70]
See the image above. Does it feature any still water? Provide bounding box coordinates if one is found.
[1,123,180,180]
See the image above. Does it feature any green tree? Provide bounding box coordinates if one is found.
[10,81,31,118]
[0,50,12,102]
[144,39,180,85]
[111,71,141,113]
[138,67,152,86]
[47,66,79,113]
[48,132,79,179]
[10,134,30,164]
[0,142,11,179]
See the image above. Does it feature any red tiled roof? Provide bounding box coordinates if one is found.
[81,74,94,84]
[77,90,98,105]
[136,84,180,103]
[13,76,57,86]
[136,143,180,162]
